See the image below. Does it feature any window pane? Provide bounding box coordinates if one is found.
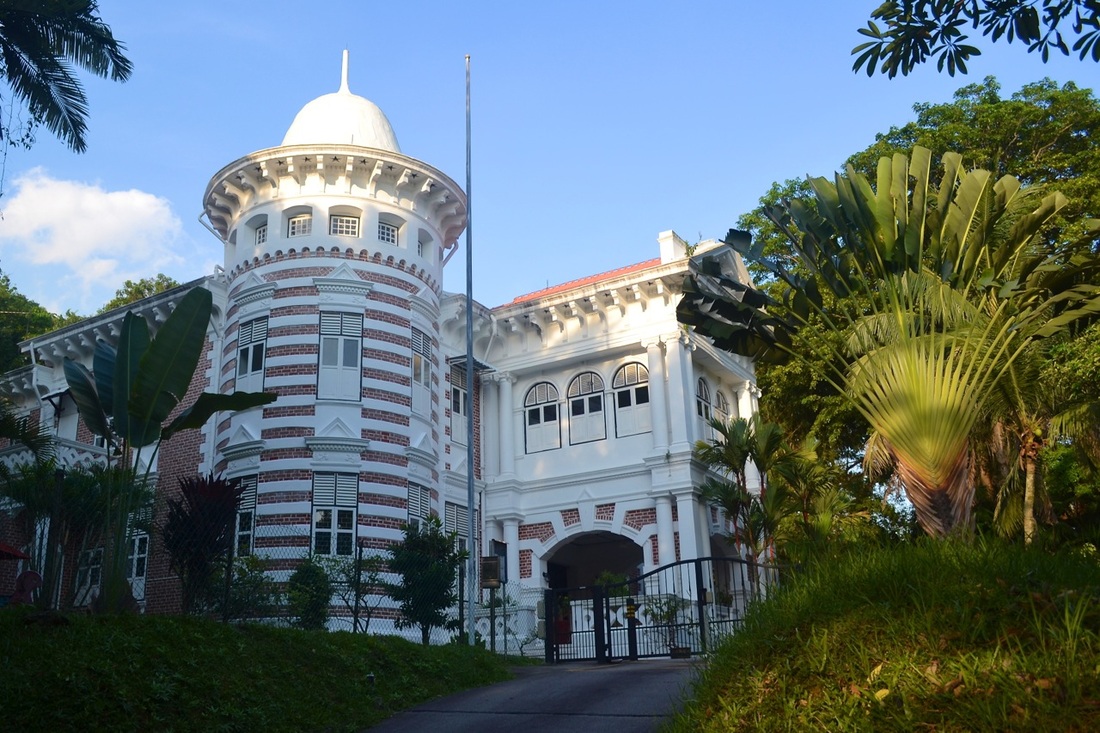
[571,398,584,417]
[314,532,331,555]
[238,348,248,376]
[618,391,632,408]
[315,509,332,529]
[337,509,354,530]
[342,338,358,367]
[239,511,253,533]
[251,343,265,373]
[134,556,146,577]
[321,337,338,366]
[336,532,353,556]
[636,386,650,404]
[528,409,541,426]
[544,404,557,421]
[589,395,602,412]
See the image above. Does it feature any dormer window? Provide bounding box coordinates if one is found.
[378,221,398,245]
[330,215,360,237]
[288,214,312,237]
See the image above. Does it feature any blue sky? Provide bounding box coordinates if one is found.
[0,1,1092,315]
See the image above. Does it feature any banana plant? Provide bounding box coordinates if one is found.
[61,286,275,610]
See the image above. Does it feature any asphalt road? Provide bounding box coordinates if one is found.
[364,658,701,732]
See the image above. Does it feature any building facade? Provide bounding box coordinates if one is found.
[0,58,758,629]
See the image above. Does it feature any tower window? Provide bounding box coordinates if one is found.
[236,317,268,392]
[255,224,268,246]
[330,216,360,237]
[312,472,358,556]
[288,214,312,238]
[378,221,398,245]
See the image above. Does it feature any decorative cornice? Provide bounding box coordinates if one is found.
[409,290,438,322]
[406,444,437,468]
[313,276,372,298]
[305,436,370,454]
[222,439,265,462]
[234,281,276,307]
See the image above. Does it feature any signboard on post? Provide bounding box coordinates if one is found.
[480,556,501,589]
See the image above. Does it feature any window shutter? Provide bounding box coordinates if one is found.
[238,475,258,509]
[336,473,358,506]
[313,473,336,505]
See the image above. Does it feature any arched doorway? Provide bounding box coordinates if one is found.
[543,530,643,590]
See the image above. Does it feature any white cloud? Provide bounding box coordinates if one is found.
[0,169,195,313]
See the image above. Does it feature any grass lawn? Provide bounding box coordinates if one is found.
[669,541,1100,732]
[0,609,516,732]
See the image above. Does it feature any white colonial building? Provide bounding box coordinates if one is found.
[1,56,758,630]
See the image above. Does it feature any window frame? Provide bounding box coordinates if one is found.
[407,482,432,529]
[524,381,561,453]
[318,312,363,401]
[74,547,103,607]
[612,363,651,438]
[236,316,268,392]
[312,472,358,557]
[329,215,360,237]
[450,363,469,446]
[235,474,259,557]
[567,371,606,445]
[378,221,398,245]
[288,214,313,238]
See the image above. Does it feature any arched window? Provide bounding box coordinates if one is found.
[714,390,730,426]
[524,382,560,453]
[612,363,650,437]
[696,378,713,440]
[567,372,606,445]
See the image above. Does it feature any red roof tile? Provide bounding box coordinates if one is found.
[508,258,662,305]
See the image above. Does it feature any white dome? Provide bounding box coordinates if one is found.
[281,53,400,152]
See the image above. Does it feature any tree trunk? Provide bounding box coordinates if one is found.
[895,446,973,538]
[1023,451,1037,546]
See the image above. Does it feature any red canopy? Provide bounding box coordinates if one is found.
[0,541,30,561]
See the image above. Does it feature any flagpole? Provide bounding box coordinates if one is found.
[464,53,477,646]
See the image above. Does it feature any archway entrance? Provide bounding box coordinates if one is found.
[543,531,643,591]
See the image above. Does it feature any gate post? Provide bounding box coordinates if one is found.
[593,585,607,663]
[695,559,708,654]
[544,589,556,664]
[626,597,639,661]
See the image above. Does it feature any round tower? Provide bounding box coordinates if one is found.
[201,53,466,572]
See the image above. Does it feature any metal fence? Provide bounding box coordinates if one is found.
[543,556,784,663]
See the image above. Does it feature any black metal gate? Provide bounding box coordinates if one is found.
[543,556,782,663]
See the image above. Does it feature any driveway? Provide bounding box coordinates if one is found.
[365,658,701,732]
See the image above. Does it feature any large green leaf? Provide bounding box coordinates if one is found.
[63,358,111,439]
[129,287,213,447]
[92,339,116,414]
[161,390,277,443]
[112,312,150,443]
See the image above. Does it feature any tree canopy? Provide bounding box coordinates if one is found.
[734,78,1100,472]
[854,0,1100,77]
[98,274,181,313]
[0,0,132,153]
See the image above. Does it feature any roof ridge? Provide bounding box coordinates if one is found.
[509,257,663,305]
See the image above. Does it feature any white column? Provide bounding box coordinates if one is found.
[502,517,520,586]
[738,383,762,491]
[675,492,700,561]
[655,495,675,566]
[645,340,669,452]
[496,373,516,477]
[665,333,695,452]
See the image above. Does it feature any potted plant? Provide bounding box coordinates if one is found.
[645,594,691,658]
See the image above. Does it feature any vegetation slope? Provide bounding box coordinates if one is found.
[669,541,1100,732]
[0,611,512,732]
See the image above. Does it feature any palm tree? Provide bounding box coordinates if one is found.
[0,0,132,153]
[680,146,1100,537]
[694,415,805,562]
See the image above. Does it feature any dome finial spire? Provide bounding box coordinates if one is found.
[339,49,349,93]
